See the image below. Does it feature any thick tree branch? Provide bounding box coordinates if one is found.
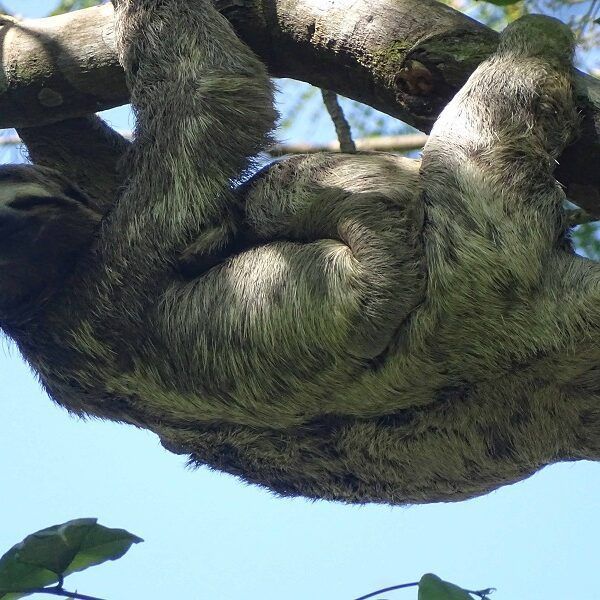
[0,5,127,127]
[0,0,599,211]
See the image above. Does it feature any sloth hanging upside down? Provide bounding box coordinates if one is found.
[0,0,597,504]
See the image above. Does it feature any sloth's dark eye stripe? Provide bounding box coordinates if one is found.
[9,195,59,210]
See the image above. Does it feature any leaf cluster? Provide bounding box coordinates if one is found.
[0,519,141,600]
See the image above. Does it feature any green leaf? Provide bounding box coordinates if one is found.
[0,519,142,599]
[573,222,600,260]
[63,522,143,576]
[418,574,474,600]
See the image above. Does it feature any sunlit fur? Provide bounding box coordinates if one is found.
[1,5,597,504]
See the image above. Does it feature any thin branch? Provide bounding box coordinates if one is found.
[0,131,429,154]
[352,581,419,600]
[577,0,599,36]
[321,89,356,153]
[269,133,427,154]
[466,587,496,599]
[352,582,495,600]
[23,585,106,600]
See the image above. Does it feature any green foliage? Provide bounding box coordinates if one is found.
[50,0,102,16]
[572,222,600,260]
[356,573,494,599]
[418,574,479,600]
[0,519,142,599]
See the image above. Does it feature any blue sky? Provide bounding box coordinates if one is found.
[0,2,599,600]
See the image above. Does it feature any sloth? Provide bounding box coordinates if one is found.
[0,0,597,505]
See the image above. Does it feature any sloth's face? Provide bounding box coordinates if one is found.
[0,165,101,322]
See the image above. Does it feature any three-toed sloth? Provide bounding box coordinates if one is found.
[0,0,597,504]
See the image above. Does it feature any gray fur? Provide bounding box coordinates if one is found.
[0,5,595,504]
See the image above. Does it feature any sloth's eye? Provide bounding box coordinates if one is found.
[9,195,58,211]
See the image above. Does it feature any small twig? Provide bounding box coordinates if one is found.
[465,587,496,599]
[577,0,599,36]
[321,89,356,153]
[352,581,419,600]
[352,582,495,600]
[22,585,106,600]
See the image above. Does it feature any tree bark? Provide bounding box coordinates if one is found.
[1,0,599,211]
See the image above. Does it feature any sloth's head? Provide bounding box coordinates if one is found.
[0,165,101,323]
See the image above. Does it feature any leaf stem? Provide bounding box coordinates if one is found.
[352,581,419,600]
[465,587,496,599]
[26,585,107,600]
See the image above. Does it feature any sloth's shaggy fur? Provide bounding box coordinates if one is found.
[0,2,596,504]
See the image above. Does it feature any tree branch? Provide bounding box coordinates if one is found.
[0,0,598,211]
[1,131,429,153]
[321,89,356,153]
[0,5,127,128]
[269,133,428,155]
[23,585,105,600]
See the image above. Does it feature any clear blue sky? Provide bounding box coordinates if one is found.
[1,2,599,600]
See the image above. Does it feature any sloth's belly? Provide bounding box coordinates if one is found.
[154,372,562,505]
[34,339,570,506]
